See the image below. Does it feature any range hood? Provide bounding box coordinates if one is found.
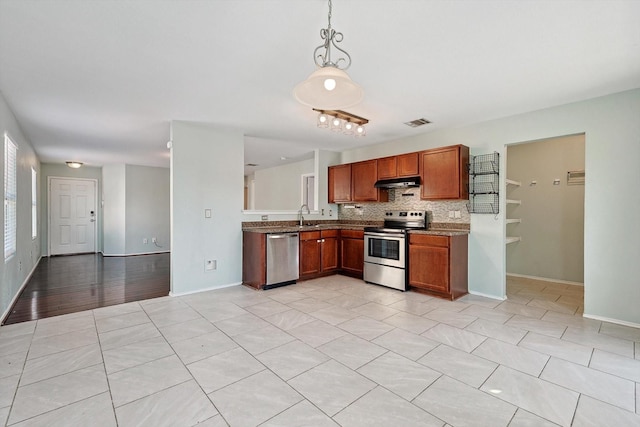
[374,176,421,189]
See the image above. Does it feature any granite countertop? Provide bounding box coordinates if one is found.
[409,229,470,236]
[242,223,366,233]
[242,221,470,235]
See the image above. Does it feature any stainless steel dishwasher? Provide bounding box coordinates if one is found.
[265,232,299,289]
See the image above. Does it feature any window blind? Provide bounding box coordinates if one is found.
[4,134,17,260]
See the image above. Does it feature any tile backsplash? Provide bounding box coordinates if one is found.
[338,188,470,223]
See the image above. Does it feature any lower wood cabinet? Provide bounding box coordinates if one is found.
[340,229,364,278]
[408,233,468,300]
[242,231,266,289]
[299,229,338,280]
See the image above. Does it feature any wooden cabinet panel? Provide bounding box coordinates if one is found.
[340,235,364,277]
[328,164,352,203]
[408,233,468,300]
[352,160,379,201]
[300,229,339,279]
[322,236,339,271]
[409,244,449,293]
[351,160,388,202]
[420,145,469,200]
[377,156,397,179]
[397,152,419,177]
[299,237,321,276]
[242,232,266,289]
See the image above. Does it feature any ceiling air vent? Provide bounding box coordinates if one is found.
[245,163,259,167]
[404,118,431,128]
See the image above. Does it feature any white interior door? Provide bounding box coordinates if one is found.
[49,178,97,255]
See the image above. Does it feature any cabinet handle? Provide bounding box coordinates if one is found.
[321,239,325,243]
[317,239,321,243]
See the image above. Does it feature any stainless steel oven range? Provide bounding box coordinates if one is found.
[364,210,428,291]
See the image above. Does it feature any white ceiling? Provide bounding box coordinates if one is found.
[1,0,639,173]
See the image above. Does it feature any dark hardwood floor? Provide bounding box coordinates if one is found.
[3,253,170,325]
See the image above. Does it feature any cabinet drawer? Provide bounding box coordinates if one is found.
[321,229,339,238]
[410,234,449,247]
[300,231,321,240]
[340,229,364,239]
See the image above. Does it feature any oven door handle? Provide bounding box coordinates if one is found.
[365,232,405,238]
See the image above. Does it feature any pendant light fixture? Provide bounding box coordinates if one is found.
[313,108,367,137]
[293,0,363,110]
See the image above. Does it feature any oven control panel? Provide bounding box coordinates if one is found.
[382,210,428,229]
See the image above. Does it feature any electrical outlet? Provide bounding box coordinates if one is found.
[143,238,148,244]
[454,210,461,219]
[261,215,268,221]
[152,237,157,243]
[448,211,455,218]
[205,260,217,271]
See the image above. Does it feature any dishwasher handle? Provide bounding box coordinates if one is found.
[268,233,299,239]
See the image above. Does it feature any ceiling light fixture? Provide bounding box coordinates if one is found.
[66,161,83,168]
[313,108,368,137]
[293,0,363,110]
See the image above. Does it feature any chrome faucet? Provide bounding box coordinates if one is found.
[298,204,310,226]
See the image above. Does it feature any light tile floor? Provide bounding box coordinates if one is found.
[1,275,639,426]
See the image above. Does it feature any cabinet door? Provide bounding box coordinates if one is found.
[420,145,469,200]
[340,237,364,275]
[397,152,419,177]
[377,156,397,179]
[352,160,380,201]
[299,238,321,276]
[328,164,352,203]
[321,237,339,272]
[409,244,449,293]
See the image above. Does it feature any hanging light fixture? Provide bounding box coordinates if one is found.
[293,0,363,110]
[313,108,367,137]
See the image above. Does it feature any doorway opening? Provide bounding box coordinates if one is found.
[505,134,585,314]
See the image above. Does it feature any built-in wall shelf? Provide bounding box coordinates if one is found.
[506,176,521,245]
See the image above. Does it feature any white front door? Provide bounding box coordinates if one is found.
[49,178,97,255]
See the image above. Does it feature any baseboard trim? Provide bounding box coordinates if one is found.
[582,313,640,329]
[1,255,42,325]
[468,290,506,301]
[102,250,171,257]
[506,273,583,287]
[169,281,243,297]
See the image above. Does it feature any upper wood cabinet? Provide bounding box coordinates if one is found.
[352,160,388,202]
[377,156,397,179]
[377,152,420,180]
[420,145,469,200]
[328,164,352,203]
[397,152,420,177]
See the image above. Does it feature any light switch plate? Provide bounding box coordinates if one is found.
[205,209,212,218]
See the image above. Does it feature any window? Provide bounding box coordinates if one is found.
[32,167,37,239]
[4,134,17,260]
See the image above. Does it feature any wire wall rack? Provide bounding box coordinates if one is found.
[467,152,499,214]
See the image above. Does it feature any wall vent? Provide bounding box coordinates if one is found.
[567,170,585,185]
[404,118,431,128]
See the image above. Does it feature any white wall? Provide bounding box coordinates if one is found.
[125,164,170,254]
[102,164,126,255]
[506,134,585,283]
[341,89,640,325]
[170,121,244,295]
[40,163,103,256]
[0,92,40,320]
[253,158,314,211]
